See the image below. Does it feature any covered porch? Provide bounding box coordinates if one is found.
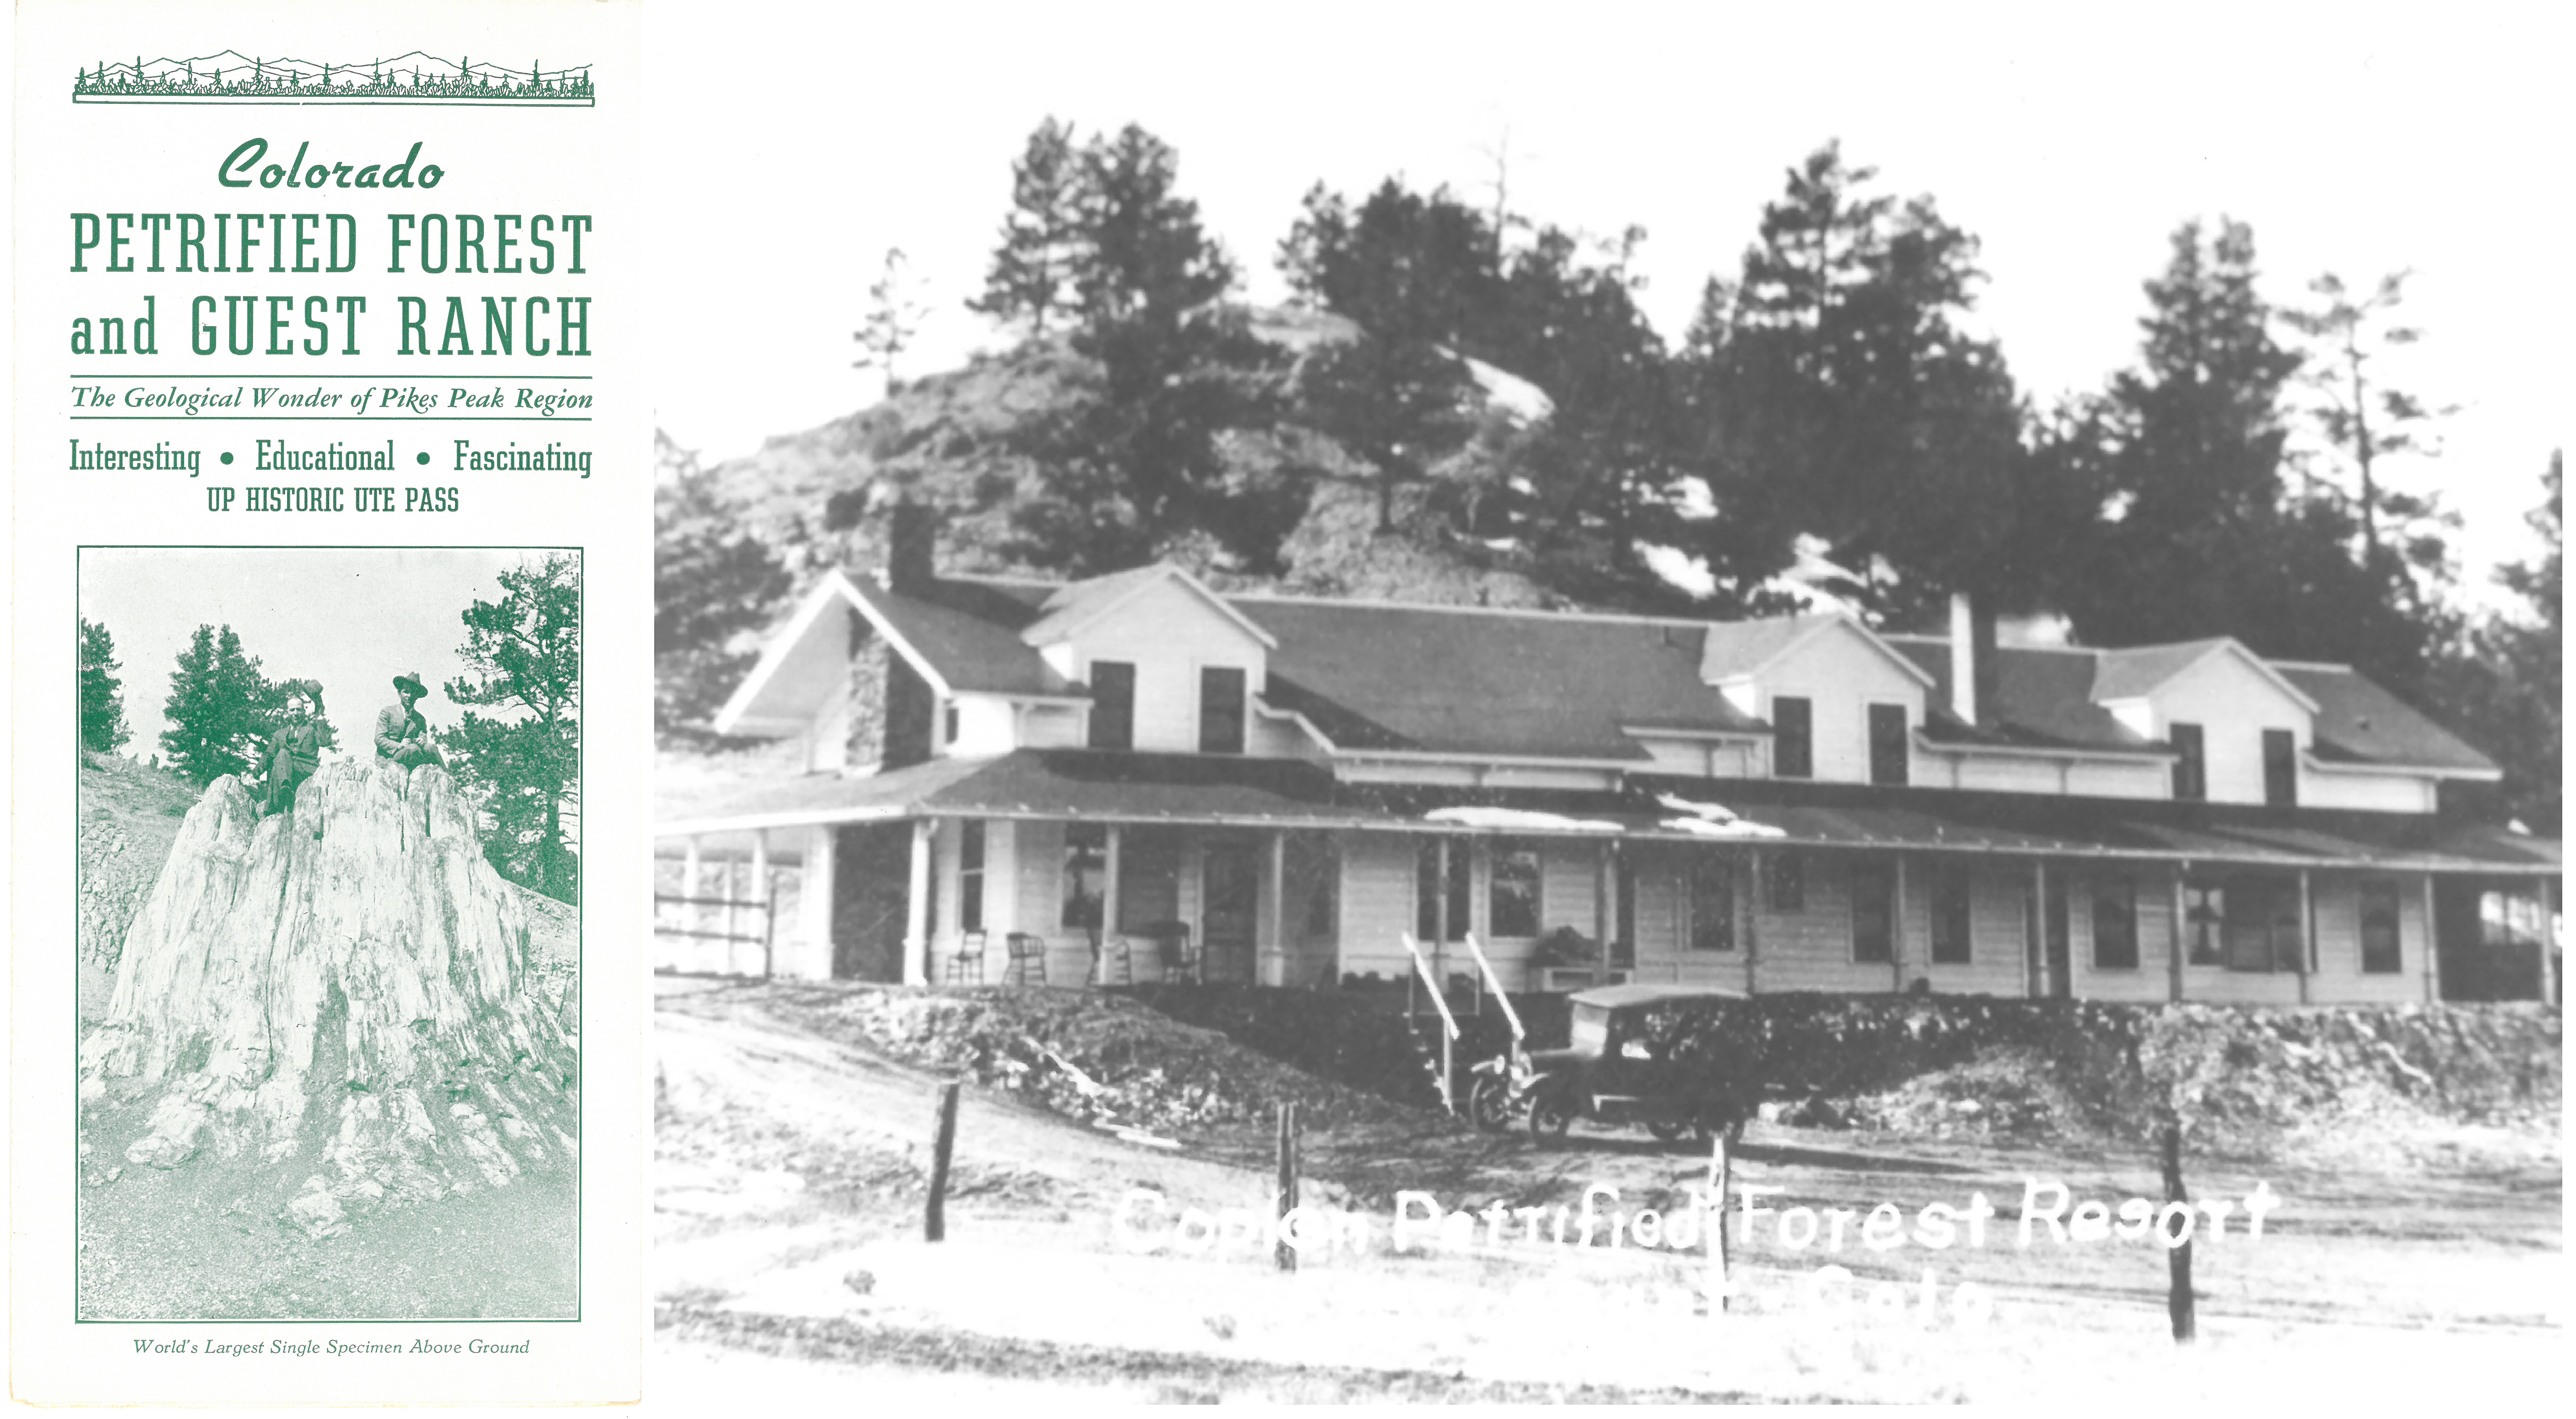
[654,749,2560,1005]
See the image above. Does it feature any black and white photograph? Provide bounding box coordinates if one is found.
[76,546,583,1320]
[645,2,2564,1405]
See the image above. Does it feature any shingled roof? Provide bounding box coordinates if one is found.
[846,570,2489,776]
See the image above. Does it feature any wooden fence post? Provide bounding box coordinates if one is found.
[1275,1102,1300,1273]
[2160,1115,2194,1343]
[1707,1130,1734,1314]
[926,1081,961,1242]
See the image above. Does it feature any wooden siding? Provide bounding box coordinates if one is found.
[1064,578,1268,755]
[1761,626,1928,786]
[2142,651,2310,805]
[2065,870,2174,1004]
[1336,832,1419,980]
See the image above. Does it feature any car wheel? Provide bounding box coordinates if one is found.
[1646,1120,1689,1143]
[1526,1087,1574,1142]
[1467,1077,1513,1134]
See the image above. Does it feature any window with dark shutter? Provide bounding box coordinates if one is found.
[2092,877,2137,969]
[1773,697,1813,778]
[958,820,986,933]
[2360,881,2402,973]
[1087,661,1135,750]
[2262,729,2298,807]
[1766,853,1805,912]
[1689,855,1734,952]
[1931,867,1972,964]
[1198,665,1246,754]
[1489,839,1542,939]
[2171,723,2205,801]
[1060,824,1105,931]
[1851,861,1894,964]
[1869,703,1909,786]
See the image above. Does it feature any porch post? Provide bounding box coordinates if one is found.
[751,829,773,978]
[1101,824,1124,984]
[789,823,837,981]
[1891,853,1909,992]
[2297,869,2315,1005]
[2420,874,2441,1004]
[2169,867,2188,1003]
[2542,877,2561,1007]
[1742,853,1760,996]
[903,818,934,986]
[2025,860,2042,999]
[1264,830,1288,988]
[683,835,708,972]
[1433,837,1452,988]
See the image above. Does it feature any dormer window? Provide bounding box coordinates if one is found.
[1088,661,1135,750]
[1773,697,1813,778]
[1199,666,1246,754]
[2262,729,2297,807]
[2171,723,2206,801]
[1868,704,1909,787]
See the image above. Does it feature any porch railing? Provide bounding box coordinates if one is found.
[653,885,777,978]
[1399,931,1460,1114]
[1459,932,1525,1045]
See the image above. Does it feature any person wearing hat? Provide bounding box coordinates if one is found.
[375,670,446,769]
[260,679,328,817]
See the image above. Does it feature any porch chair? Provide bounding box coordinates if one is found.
[1144,921,1199,984]
[945,930,988,985]
[1004,931,1048,986]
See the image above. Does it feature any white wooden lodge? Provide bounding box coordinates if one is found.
[658,515,2561,1006]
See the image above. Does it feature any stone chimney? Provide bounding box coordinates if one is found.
[1948,591,1977,724]
[883,498,939,597]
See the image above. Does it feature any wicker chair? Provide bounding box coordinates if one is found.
[944,930,988,985]
[1004,932,1048,986]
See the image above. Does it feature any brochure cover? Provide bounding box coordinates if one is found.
[11,0,644,1404]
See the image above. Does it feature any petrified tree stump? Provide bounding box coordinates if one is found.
[79,757,577,1238]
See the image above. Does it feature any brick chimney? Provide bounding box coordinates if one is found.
[1948,592,1977,724]
[883,498,939,597]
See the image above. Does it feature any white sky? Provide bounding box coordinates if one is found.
[79,547,553,754]
[646,0,2570,597]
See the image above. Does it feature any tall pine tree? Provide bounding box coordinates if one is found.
[1681,142,2028,624]
[159,624,272,786]
[79,617,131,753]
[968,117,1083,338]
[442,553,582,903]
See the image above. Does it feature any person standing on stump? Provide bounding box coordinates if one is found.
[375,671,446,769]
[260,681,327,817]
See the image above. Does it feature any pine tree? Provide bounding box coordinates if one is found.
[440,553,581,903]
[968,117,1084,338]
[2435,454,2561,834]
[1069,124,1235,324]
[2282,269,2458,602]
[1008,124,1288,573]
[79,617,131,753]
[159,624,272,786]
[1681,142,2026,622]
[852,246,930,391]
[655,429,790,736]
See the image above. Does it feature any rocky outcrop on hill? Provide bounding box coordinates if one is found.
[79,758,578,1238]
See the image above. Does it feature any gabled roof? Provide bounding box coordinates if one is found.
[1018,563,1278,649]
[1887,638,2164,755]
[2092,637,2320,713]
[2278,664,2497,776]
[847,575,1081,697]
[1232,595,1761,761]
[1699,613,1936,689]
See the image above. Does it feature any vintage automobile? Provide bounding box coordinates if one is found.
[1516,984,1749,1144]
